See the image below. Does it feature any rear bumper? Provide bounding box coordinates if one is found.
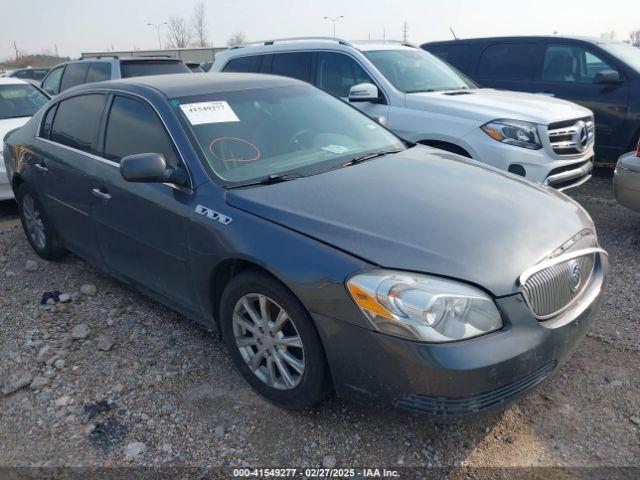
[614,160,640,213]
[314,260,606,417]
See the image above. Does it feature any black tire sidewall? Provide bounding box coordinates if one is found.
[16,183,65,260]
[220,271,331,409]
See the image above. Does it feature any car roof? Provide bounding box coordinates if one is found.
[68,72,308,98]
[424,35,623,46]
[0,77,29,86]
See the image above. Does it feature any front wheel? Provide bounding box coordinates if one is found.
[220,271,332,409]
[16,183,66,260]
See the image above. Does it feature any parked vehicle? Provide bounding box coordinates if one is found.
[2,67,50,84]
[3,74,608,415]
[614,139,640,213]
[422,36,640,165]
[0,78,50,200]
[185,62,205,73]
[211,37,596,190]
[40,57,191,97]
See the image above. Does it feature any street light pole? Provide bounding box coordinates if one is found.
[323,16,344,37]
[147,22,168,49]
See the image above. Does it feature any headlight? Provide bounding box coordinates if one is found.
[481,119,542,150]
[347,271,502,342]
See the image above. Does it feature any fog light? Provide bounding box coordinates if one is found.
[508,164,526,177]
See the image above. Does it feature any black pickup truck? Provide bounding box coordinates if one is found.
[423,36,640,165]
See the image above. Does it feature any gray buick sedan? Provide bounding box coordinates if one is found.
[3,74,608,416]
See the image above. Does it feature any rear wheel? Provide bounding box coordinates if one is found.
[220,271,331,408]
[16,183,66,260]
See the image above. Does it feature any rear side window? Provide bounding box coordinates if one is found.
[86,62,112,83]
[315,52,374,98]
[223,55,261,73]
[270,52,314,82]
[427,44,471,72]
[103,95,179,166]
[477,43,538,80]
[60,63,91,92]
[119,60,190,78]
[42,66,64,95]
[50,94,105,154]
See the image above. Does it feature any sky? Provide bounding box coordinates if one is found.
[1,0,638,59]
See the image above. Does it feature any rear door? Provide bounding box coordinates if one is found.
[475,42,543,92]
[532,42,630,159]
[90,93,196,307]
[35,93,107,262]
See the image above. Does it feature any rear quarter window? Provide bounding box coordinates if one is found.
[223,55,262,73]
[119,60,190,78]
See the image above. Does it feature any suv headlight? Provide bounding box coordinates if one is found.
[481,119,542,150]
[347,271,502,342]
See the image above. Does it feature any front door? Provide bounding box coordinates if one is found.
[90,94,197,308]
[534,43,630,162]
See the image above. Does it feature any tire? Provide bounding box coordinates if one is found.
[220,270,332,409]
[16,183,67,260]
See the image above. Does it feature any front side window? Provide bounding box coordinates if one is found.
[477,43,538,80]
[60,63,91,92]
[42,66,64,95]
[270,52,314,82]
[86,63,112,83]
[364,49,472,93]
[223,56,261,73]
[0,83,49,120]
[50,94,105,154]
[543,45,613,83]
[176,85,404,184]
[104,95,179,166]
[315,52,374,98]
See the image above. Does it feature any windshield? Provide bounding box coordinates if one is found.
[601,43,640,73]
[364,49,473,93]
[0,83,49,120]
[176,85,405,184]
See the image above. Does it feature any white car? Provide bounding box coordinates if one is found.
[0,78,49,199]
[211,38,596,190]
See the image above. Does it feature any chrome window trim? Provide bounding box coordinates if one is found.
[518,247,607,320]
[35,88,194,192]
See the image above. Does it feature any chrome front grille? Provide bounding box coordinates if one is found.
[548,117,595,155]
[520,232,603,319]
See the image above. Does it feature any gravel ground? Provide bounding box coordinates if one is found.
[0,171,639,471]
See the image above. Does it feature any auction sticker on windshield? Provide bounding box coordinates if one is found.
[180,101,240,125]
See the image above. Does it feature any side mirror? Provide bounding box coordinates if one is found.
[593,69,622,85]
[348,83,379,103]
[120,153,187,186]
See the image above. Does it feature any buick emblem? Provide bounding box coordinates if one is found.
[568,260,582,293]
[574,121,590,152]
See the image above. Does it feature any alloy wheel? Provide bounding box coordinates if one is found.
[22,194,46,251]
[232,293,305,390]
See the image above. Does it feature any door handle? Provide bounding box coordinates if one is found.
[33,163,48,172]
[91,188,111,200]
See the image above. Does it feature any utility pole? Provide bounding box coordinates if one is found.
[54,44,59,57]
[402,22,408,43]
[383,28,386,43]
[147,22,168,49]
[13,41,19,61]
[323,16,344,37]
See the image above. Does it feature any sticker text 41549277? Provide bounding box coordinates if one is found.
[180,101,240,125]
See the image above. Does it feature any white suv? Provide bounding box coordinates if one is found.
[211,38,596,190]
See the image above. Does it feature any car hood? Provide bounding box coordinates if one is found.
[405,88,592,125]
[225,146,594,296]
[0,117,30,142]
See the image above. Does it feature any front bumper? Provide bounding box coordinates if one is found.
[314,259,607,416]
[614,156,640,213]
[461,128,594,190]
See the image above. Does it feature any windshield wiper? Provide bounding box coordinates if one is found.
[227,173,304,189]
[340,149,403,167]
